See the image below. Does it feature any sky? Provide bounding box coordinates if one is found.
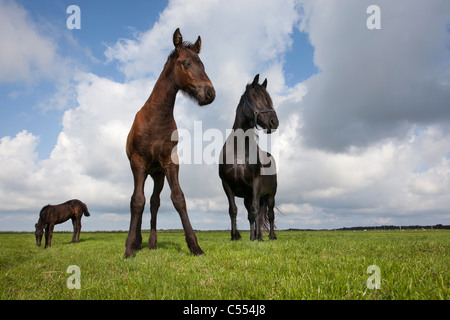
[0,0,449,232]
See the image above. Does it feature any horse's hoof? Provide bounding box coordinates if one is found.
[231,234,242,241]
[123,249,134,259]
[191,247,205,256]
[134,241,142,251]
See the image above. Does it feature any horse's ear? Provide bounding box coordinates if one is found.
[262,78,267,89]
[173,28,183,47]
[193,36,201,54]
[252,74,260,86]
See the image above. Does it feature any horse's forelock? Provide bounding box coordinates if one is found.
[169,41,197,59]
[245,83,273,105]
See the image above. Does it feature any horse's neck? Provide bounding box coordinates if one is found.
[144,62,178,120]
[232,100,253,131]
[228,118,259,154]
[37,217,47,229]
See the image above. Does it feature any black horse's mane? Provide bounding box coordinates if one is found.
[244,83,272,104]
[40,204,51,214]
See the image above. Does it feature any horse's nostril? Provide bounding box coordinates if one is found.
[270,118,276,127]
[206,87,215,101]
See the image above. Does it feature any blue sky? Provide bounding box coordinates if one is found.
[1,0,449,232]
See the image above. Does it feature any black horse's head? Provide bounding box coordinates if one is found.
[240,74,279,133]
[35,205,49,247]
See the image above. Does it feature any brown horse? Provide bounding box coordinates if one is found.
[219,75,279,241]
[124,28,215,258]
[35,199,91,248]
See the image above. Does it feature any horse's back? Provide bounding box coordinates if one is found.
[47,200,87,223]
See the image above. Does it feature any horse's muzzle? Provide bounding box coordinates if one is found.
[198,85,215,106]
[264,113,279,133]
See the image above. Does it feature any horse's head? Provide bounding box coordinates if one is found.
[35,223,44,247]
[241,74,279,133]
[171,28,215,106]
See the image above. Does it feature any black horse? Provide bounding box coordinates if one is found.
[219,74,279,241]
[35,199,91,248]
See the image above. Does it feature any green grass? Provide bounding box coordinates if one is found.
[0,230,448,300]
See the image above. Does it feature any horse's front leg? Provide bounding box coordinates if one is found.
[221,180,241,240]
[45,224,55,248]
[165,163,204,256]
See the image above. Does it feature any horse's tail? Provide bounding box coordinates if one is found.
[80,201,91,217]
[258,197,271,231]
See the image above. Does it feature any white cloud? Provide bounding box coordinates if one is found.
[0,131,41,211]
[278,123,450,212]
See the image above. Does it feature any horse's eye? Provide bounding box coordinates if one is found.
[182,61,191,69]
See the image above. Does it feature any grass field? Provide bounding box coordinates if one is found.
[0,230,448,300]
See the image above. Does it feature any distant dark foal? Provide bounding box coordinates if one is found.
[219,75,279,241]
[35,199,91,248]
[124,28,215,258]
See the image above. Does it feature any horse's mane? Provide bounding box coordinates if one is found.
[40,204,51,214]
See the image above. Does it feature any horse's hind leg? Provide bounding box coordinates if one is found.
[267,194,277,240]
[166,164,204,256]
[149,171,165,250]
[124,164,148,258]
[71,217,78,243]
[221,180,241,240]
[76,218,81,243]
